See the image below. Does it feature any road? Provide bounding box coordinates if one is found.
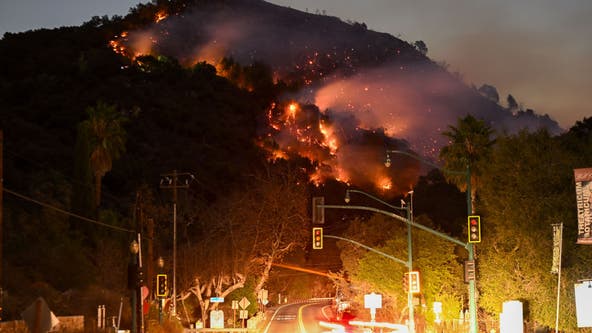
[262,299,334,333]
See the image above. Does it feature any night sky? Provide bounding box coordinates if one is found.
[1,0,590,129]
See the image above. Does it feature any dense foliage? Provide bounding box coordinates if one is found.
[335,121,592,332]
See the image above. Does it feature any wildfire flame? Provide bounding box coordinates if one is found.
[155,11,168,23]
[108,9,424,194]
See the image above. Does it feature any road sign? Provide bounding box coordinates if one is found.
[239,310,248,319]
[239,297,250,309]
[312,197,325,223]
[210,310,224,328]
[210,297,224,303]
[464,260,476,282]
[364,292,382,309]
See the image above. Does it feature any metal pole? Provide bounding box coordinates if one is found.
[137,233,145,333]
[160,170,193,318]
[131,252,137,333]
[172,177,177,317]
[0,130,3,320]
[386,150,478,333]
[345,189,415,333]
[466,166,477,333]
[407,191,415,333]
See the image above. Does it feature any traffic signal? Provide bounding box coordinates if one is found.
[403,273,408,292]
[468,215,481,243]
[312,227,323,249]
[408,271,420,293]
[156,274,168,297]
[404,271,420,293]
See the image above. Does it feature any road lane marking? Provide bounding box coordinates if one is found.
[297,303,313,333]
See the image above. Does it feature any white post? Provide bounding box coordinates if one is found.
[553,223,563,332]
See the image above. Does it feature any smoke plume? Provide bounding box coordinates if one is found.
[113,0,562,192]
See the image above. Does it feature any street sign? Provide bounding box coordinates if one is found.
[364,292,382,323]
[364,292,382,309]
[210,310,224,328]
[239,310,248,319]
[210,297,224,303]
[239,297,250,309]
[312,197,325,223]
[232,300,239,310]
[464,260,476,282]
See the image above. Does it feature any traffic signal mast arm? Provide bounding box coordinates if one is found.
[319,204,470,250]
[324,234,409,267]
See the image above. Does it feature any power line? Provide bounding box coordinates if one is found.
[3,148,126,205]
[3,187,134,233]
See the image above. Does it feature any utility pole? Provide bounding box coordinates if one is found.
[160,170,193,317]
[147,217,154,300]
[0,130,3,320]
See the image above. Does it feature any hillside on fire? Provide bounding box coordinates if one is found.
[0,0,584,327]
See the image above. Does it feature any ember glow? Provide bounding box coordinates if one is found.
[258,101,416,192]
[155,11,168,23]
[107,1,560,193]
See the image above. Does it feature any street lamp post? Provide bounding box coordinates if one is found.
[345,189,415,333]
[385,149,477,333]
[406,190,414,333]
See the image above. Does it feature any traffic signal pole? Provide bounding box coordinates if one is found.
[386,150,478,333]
[316,200,474,333]
[343,189,415,332]
[465,167,478,333]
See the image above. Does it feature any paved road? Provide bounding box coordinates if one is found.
[262,299,333,333]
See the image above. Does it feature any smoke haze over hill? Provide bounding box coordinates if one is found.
[112,0,562,190]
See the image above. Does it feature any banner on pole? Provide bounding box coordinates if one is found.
[574,168,592,244]
[551,224,562,274]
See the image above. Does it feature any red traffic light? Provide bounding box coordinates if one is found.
[468,215,481,243]
[312,227,323,249]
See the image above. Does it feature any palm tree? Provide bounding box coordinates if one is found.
[439,115,494,213]
[80,101,127,208]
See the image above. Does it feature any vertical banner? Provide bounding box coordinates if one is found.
[574,168,592,244]
[551,224,562,274]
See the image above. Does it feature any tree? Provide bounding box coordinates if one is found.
[507,94,518,111]
[176,164,309,324]
[477,84,499,103]
[339,214,464,326]
[413,40,428,55]
[477,130,589,330]
[439,115,495,213]
[79,101,127,208]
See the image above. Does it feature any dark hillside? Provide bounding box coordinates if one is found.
[0,17,271,319]
[0,0,564,321]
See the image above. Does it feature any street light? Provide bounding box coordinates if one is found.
[385,149,477,333]
[344,189,415,333]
